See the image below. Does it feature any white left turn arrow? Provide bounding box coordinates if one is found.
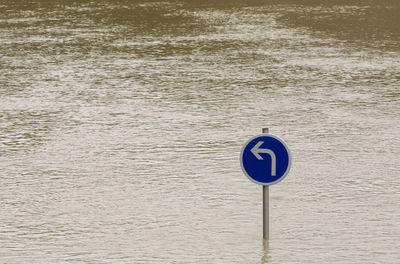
[251,141,276,176]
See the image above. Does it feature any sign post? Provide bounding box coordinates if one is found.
[240,128,291,240]
[262,128,269,240]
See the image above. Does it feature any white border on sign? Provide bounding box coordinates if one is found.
[240,133,292,186]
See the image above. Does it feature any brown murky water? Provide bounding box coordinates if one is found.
[1,0,399,263]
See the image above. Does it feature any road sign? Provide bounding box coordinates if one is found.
[240,133,291,185]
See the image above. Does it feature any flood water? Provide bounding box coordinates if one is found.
[1,0,399,263]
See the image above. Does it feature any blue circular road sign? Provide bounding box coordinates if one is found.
[240,134,291,185]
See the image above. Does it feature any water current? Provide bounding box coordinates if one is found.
[1,0,399,263]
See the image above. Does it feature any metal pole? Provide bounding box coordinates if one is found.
[263,185,269,239]
[262,128,269,240]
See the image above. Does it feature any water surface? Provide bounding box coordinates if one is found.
[1,0,399,263]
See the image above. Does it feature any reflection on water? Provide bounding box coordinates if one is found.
[1,0,399,263]
[261,240,270,263]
